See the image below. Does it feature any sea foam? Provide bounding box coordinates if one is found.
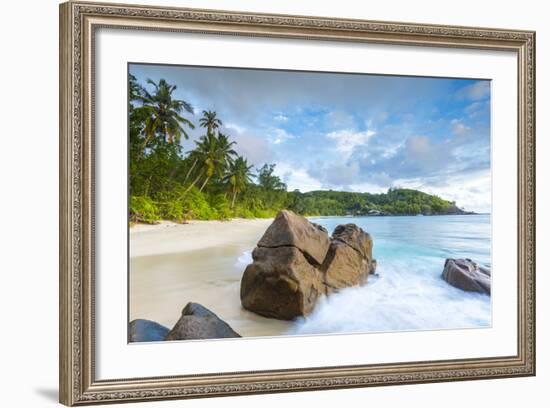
[239,215,492,335]
[286,259,491,335]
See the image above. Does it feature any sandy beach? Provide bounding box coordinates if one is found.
[129,218,294,337]
[130,219,273,257]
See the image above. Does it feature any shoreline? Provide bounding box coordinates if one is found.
[129,213,487,258]
[129,213,490,337]
[130,218,273,258]
[129,216,292,336]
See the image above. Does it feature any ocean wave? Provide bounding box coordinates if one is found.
[286,259,491,335]
[235,250,253,268]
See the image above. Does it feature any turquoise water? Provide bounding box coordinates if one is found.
[286,214,492,334]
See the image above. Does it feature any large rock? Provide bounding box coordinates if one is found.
[241,246,325,319]
[165,302,240,340]
[257,210,331,264]
[322,225,376,293]
[128,319,170,342]
[332,224,374,261]
[322,248,375,294]
[442,258,491,295]
[240,210,376,320]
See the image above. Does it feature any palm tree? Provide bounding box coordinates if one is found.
[183,131,238,193]
[224,156,254,209]
[216,132,237,167]
[182,133,221,193]
[182,150,200,185]
[181,111,226,187]
[199,110,222,135]
[198,133,236,191]
[135,78,195,152]
[197,133,230,192]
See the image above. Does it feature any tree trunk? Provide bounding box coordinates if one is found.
[183,171,203,194]
[231,187,237,209]
[140,133,153,155]
[144,175,153,196]
[199,176,210,192]
[182,159,198,184]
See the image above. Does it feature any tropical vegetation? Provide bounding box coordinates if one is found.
[128,76,465,223]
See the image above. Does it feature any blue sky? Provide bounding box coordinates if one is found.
[130,64,491,212]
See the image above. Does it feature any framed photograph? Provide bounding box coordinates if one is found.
[59,1,536,405]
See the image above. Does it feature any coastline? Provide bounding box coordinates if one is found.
[129,214,490,338]
[130,218,273,258]
[129,217,295,336]
[129,213,485,258]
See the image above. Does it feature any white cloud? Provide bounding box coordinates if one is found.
[406,135,431,156]
[325,111,356,129]
[308,161,361,190]
[465,101,482,115]
[451,119,471,137]
[274,162,323,192]
[274,114,288,122]
[224,122,246,133]
[397,170,491,213]
[348,182,387,194]
[464,100,489,119]
[271,128,294,144]
[381,141,405,159]
[326,129,375,157]
[221,123,274,166]
[457,81,491,101]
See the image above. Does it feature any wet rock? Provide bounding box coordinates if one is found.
[165,302,240,340]
[241,246,325,319]
[257,210,331,264]
[332,223,374,261]
[442,258,491,295]
[322,241,369,292]
[128,319,170,342]
[240,210,377,320]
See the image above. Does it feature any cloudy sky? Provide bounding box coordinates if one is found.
[130,63,491,213]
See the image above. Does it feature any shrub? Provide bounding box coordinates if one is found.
[234,205,255,219]
[129,195,159,224]
[209,194,232,220]
[157,199,185,222]
[183,188,218,220]
[252,208,276,218]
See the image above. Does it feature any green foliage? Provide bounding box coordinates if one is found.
[257,163,286,191]
[130,196,160,224]
[128,76,463,224]
[208,194,232,220]
[134,78,195,149]
[182,188,219,220]
[287,188,457,216]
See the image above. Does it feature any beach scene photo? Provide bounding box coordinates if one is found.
[128,64,491,343]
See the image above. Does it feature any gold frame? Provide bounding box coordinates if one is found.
[59,1,536,405]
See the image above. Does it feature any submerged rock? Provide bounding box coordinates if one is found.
[240,210,377,320]
[128,319,170,342]
[165,302,240,340]
[442,258,491,295]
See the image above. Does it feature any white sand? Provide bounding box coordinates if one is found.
[129,218,294,337]
[130,218,273,257]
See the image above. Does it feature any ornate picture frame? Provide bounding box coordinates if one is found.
[59,1,535,405]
